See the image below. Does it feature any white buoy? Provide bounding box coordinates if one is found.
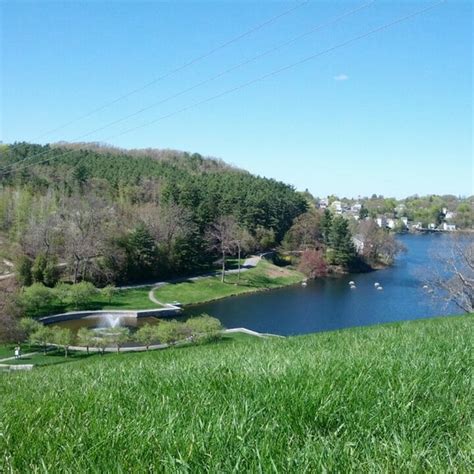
[302,281,307,287]
[374,282,380,287]
[377,286,383,291]
[422,285,429,290]
[349,281,355,285]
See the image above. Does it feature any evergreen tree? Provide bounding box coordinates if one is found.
[328,216,356,267]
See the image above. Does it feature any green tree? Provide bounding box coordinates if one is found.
[29,325,53,354]
[16,255,33,287]
[320,209,333,245]
[68,282,97,310]
[328,216,356,267]
[185,314,222,343]
[125,224,158,279]
[104,327,130,353]
[134,324,157,350]
[101,284,116,304]
[19,283,56,317]
[154,320,187,346]
[19,317,41,338]
[51,327,74,357]
[77,327,96,354]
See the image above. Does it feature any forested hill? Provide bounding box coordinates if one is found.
[0,142,308,283]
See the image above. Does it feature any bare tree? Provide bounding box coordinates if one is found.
[206,216,240,282]
[427,236,473,313]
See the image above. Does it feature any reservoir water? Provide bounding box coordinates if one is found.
[184,233,462,335]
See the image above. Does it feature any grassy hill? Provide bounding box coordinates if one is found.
[1,316,472,472]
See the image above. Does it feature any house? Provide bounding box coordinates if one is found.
[441,222,456,231]
[319,198,329,209]
[352,235,365,254]
[428,223,436,230]
[330,201,343,214]
[351,203,362,213]
[376,216,387,228]
[445,211,456,220]
[401,217,409,227]
[387,218,396,229]
[412,222,423,230]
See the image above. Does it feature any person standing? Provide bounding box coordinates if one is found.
[14,346,20,360]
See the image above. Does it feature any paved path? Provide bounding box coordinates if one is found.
[0,352,39,363]
[148,255,262,305]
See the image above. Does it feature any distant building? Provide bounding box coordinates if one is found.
[351,203,362,213]
[445,211,456,220]
[428,223,436,230]
[387,218,396,229]
[376,216,387,228]
[401,217,409,227]
[412,222,423,230]
[352,235,365,254]
[441,222,456,231]
[331,201,343,214]
[319,198,329,209]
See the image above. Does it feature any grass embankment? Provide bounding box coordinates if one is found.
[89,287,161,310]
[1,316,472,472]
[154,260,305,305]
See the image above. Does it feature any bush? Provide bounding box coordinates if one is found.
[18,283,56,318]
[154,320,188,345]
[16,255,32,287]
[185,314,223,343]
[67,282,97,310]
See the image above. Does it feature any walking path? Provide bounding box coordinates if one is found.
[142,256,262,306]
[0,352,39,363]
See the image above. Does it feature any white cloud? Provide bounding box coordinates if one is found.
[334,74,349,81]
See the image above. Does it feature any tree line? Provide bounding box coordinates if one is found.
[0,142,308,285]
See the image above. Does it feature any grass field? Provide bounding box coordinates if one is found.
[0,316,472,472]
[154,260,305,305]
[89,286,161,310]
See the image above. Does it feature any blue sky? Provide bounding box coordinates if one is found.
[1,0,472,198]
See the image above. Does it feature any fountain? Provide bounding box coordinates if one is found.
[102,313,124,328]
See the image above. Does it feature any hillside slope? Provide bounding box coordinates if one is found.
[1,316,472,472]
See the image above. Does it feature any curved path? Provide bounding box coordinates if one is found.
[147,255,262,306]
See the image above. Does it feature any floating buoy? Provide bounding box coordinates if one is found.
[350,284,356,289]
[349,281,355,285]
[377,286,383,291]
[302,281,307,287]
[374,282,380,287]
[422,285,429,290]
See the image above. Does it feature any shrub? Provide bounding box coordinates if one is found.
[185,314,223,343]
[67,282,97,310]
[154,320,188,346]
[18,283,56,317]
[135,324,158,350]
[16,255,32,287]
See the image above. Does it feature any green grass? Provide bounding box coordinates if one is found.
[154,260,305,305]
[89,287,162,310]
[1,316,472,472]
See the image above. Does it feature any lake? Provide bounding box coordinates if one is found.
[184,233,460,335]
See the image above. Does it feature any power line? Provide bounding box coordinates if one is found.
[1,0,373,173]
[1,0,445,176]
[30,0,310,142]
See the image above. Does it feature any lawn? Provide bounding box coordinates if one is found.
[1,315,472,472]
[154,260,305,305]
[88,286,162,310]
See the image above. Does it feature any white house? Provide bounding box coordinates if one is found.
[331,201,343,214]
[441,222,456,231]
[401,217,409,227]
[376,216,387,228]
[387,218,396,229]
[352,235,365,254]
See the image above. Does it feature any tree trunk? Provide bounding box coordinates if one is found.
[221,251,226,283]
[237,245,241,284]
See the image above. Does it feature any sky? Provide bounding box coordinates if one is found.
[1,0,472,198]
